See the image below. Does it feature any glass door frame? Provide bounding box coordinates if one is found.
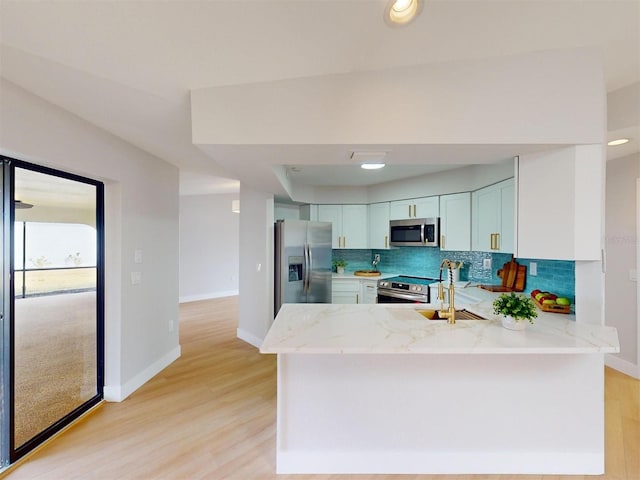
[0,156,105,464]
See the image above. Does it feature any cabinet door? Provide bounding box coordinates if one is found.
[472,185,499,252]
[440,192,471,251]
[368,202,390,249]
[414,196,439,219]
[341,205,368,249]
[360,280,378,304]
[389,200,413,220]
[390,197,438,220]
[332,279,360,304]
[498,180,514,253]
[318,205,342,248]
[472,179,514,253]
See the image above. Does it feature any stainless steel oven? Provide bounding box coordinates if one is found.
[377,276,436,304]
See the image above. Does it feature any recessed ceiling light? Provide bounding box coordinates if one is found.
[607,138,630,146]
[361,163,386,170]
[385,0,422,26]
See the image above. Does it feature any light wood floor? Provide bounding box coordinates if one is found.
[3,296,639,480]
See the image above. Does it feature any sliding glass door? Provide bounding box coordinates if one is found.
[0,156,104,464]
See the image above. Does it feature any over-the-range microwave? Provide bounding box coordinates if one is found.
[389,217,440,247]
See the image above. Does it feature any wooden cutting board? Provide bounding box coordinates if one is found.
[480,256,523,292]
[513,264,527,292]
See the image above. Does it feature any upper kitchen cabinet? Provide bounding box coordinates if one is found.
[440,192,471,251]
[472,178,514,253]
[517,146,603,260]
[318,204,368,249]
[368,202,390,249]
[389,196,439,220]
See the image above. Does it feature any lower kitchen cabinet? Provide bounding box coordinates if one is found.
[361,279,378,304]
[332,278,360,304]
[332,277,378,304]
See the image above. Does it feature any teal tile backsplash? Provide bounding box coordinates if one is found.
[332,248,575,303]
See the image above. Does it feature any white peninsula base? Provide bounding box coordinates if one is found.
[277,353,604,475]
[262,303,619,475]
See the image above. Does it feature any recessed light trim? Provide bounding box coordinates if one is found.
[361,163,386,170]
[607,138,630,146]
[385,0,422,26]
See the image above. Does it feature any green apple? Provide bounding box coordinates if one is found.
[556,297,571,306]
[535,292,546,301]
[542,299,557,305]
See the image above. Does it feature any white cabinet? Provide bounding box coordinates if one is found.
[332,278,360,304]
[360,279,378,304]
[368,202,390,249]
[318,204,368,249]
[472,179,514,253]
[439,192,471,251]
[389,196,439,220]
[517,146,602,260]
[332,277,378,304]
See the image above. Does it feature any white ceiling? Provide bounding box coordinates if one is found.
[1,0,639,195]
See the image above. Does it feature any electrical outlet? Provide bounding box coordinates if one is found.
[530,262,537,276]
[483,258,491,269]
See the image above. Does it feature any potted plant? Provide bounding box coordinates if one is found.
[493,292,538,331]
[332,258,347,274]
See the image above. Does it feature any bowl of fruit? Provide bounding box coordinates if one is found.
[530,289,572,313]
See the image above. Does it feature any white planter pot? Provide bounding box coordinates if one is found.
[337,266,345,274]
[501,315,527,331]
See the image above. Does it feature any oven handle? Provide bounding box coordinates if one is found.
[377,290,428,302]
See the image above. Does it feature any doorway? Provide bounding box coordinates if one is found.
[0,156,104,464]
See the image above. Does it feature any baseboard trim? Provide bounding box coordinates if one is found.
[237,328,263,349]
[179,290,238,303]
[104,345,181,402]
[606,354,640,379]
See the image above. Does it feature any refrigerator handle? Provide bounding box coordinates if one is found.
[307,244,313,293]
[303,243,310,293]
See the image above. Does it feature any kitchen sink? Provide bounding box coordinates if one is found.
[415,308,486,320]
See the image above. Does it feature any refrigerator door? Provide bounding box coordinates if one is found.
[275,220,307,315]
[305,221,332,304]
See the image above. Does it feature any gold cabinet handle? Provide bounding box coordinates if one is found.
[441,235,445,249]
[408,205,412,217]
[490,233,495,250]
[343,236,346,248]
[384,235,388,248]
[413,205,417,217]
[495,233,500,251]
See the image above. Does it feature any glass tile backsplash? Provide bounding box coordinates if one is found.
[332,248,575,303]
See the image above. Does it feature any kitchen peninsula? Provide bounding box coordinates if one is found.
[260,288,619,475]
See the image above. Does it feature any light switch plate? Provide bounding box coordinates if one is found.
[134,249,143,264]
[530,262,537,276]
[131,271,142,285]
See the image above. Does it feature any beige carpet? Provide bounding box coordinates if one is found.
[13,291,97,447]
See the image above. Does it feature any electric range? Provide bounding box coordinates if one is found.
[376,275,438,304]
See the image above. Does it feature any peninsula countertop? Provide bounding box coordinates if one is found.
[261,287,619,355]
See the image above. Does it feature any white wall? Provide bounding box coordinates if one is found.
[237,186,274,347]
[179,194,239,302]
[0,79,180,401]
[605,153,640,378]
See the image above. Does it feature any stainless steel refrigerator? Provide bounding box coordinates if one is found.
[274,219,332,316]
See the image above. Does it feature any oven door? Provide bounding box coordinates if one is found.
[377,290,428,304]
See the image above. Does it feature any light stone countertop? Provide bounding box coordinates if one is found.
[261,286,620,355]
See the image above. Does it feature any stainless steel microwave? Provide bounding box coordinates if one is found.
[389,218,440,247]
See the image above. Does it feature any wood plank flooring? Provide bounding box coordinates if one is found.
[3,296,639,480]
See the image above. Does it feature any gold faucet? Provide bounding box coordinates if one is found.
[438,259,456,324]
